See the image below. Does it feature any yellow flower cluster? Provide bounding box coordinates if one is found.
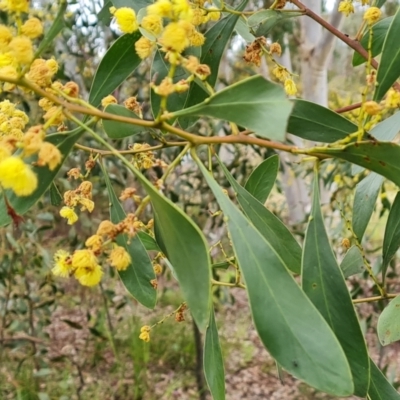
[52,249,103,287]
[131,143,168,170]
[53,211,151,286]
[110,6,139,33]
[112,0,220,62]
[0,6,45,91]
[60,180,95,225]
[139,325,151,342]
[272,66,298,96]
[363,6,381,24]
[0,0,29,13]
[0,121,62,197]
[338,0,354,16]
[0,99,29,139]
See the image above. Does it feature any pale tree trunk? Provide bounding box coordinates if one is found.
[278,1,343,223]
[300,0,344,107]
[274,36,312,223]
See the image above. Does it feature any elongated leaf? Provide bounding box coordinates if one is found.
[287,100,357,143]
[352,172,384,241]
[137,231,160,252]
[150,50,190,119]
[219,159,301,274]
[35,1,66,58]
[382,192,400,280]
[101,165,156,309]
[98,1,113,26]
[0,128,84,227]
[368,359,400,399]
[340,246,365,278]
[235,17,255,42]
[126,167,211,331]
[202,0,247,88]
[377,295,400,345]
[244,155,279,203]
[197,156,353,396]
[49,183,62,207]
[89,32,142,107]
[352,17,393,67]
[102,104,144,139]
[317,141,400,186]
[352,110,400,175]
[174,76,292,141]
[303,173,369,396]
[180,1,247,128]
[373,7,400,102]
[204,309,225,400]
[247,10,303,37]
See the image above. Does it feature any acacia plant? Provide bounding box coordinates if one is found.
[1,0,400,397]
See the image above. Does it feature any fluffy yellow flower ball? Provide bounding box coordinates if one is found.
[159,22,189,53]
[9,36,34,64]
[52,250,72,278]
[113,7,139,33]
[60,206,78,225]
[1,0,29,13]
[109,246,132,271]
[363,7,381,25]
[21,18,44,39]
[141,14,163,36]
[284,79,298,96]
[0,156,38,196]
[338,0,354,16]
[135,36,155,59]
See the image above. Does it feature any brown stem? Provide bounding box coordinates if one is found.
[290,0,400,91]
[335,102,362,114]
[74,141,188,156]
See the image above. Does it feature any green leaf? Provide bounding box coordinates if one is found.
[368,359,400,399]
[377,295,400,345]
[35,1,66,58]
[101,165,156,309]
[137,231,160,252]
[340,246,365,278]
[382,192,400,281]
[352,110,400,175]
[98,1,113,26]
[150,49,190,119]
[287,100,357,143]
[219,158,301,274]
[373,7,400,102]
[235,17,255,43]
[0,128,84,227]
[49,183,62,207]
[352,17,393,67]
[102,104,144,139]
[179,1,247,128]
[244,155,279,203]
[111,0,152,13]
[204,309,225,400]
[303,173,370,396]
[174,76,293,141]
[197,156,353,396]
[247,10,304,37]
[317,141,400,186]
[352,172,384,241]
[89,32,142,107]
[126,166,211,331]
